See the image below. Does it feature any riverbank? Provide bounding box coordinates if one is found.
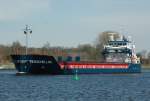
[0,63,15,70]
[141,64,150,69]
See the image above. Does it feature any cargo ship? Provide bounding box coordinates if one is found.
[11,33,141,74]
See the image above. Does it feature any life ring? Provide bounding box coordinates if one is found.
[23,61,31,72]
[25,61,31,68]
[20,61,31,72]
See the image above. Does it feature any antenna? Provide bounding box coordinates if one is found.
[24,25,32,55]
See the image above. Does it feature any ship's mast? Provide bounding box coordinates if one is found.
[24,25,32,55]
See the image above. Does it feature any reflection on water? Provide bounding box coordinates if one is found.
[0,69,150,101]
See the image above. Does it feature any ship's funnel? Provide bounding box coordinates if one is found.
[118,35,123,41]
[108,33,114,41]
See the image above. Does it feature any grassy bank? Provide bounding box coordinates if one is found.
[0,63,15,70]
[142,64,150,69]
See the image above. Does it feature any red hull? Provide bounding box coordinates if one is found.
[59,62,128,69]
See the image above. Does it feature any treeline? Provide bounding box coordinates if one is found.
[137,50,150,66]
[0,31,150,65]
[0,31,114,64]
[0,41,100,64]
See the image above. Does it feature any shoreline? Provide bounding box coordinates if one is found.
[0,63,15,70]
[141,65,150,69]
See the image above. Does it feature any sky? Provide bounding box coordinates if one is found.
[0,0,150,52]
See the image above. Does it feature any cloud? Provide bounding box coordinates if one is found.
[0,0,51,21]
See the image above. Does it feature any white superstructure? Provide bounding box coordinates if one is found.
[103,34,140,63]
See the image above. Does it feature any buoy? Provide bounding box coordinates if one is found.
[74,69,79,80]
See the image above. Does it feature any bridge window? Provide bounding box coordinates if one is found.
[123,43,127,45]
[118,43,122,45]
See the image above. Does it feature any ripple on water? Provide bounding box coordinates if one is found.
[0,70,150,101]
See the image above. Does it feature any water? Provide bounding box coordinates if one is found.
[0,70,150,101]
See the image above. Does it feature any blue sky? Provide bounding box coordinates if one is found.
[0,0,150,52]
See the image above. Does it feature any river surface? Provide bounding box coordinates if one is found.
[0,69,150,101]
